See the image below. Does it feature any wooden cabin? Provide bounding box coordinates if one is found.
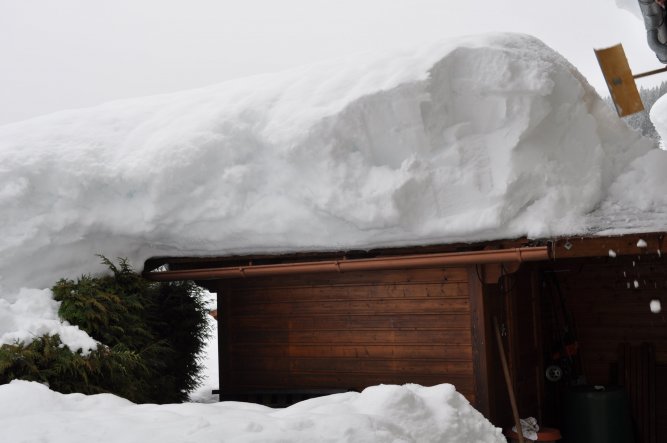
[144,232,666,441]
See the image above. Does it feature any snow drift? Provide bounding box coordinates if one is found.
[0,381,504,443]
[0,32,657,295]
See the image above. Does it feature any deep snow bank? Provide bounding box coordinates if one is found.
[0,381,504,443]
[0,33,655,295]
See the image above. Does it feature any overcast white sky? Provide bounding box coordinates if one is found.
[0,0,663,125]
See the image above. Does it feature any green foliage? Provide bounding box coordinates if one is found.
[0,335,148,400]
[148,280,210,399]
[0,257,210,404]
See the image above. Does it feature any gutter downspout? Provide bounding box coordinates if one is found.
[144,246,550,282]
[639,0,667,63]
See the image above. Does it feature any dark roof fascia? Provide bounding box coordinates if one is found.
[142,231,667,278]
[143,237,542,274]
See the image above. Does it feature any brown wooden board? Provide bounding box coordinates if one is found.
[618,343,657,443]
[468,267,490,418]
[232,358,473,375]
[229,281,470,302]
[230,329,473,345]
[217,266,477,405]
[595,44,644,117]
[228,370,475,394]
[226,267,470,288]
[657,365,667,443]
[552,233,666,259]
[229,297,470,316]
[229,343,474,360]
[233,313,471,330]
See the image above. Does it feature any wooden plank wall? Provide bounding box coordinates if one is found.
[216,267,476,403]
[542,255,667,441]
[547,256,666,381]
[618,343,656,443]
[657,365,667,441]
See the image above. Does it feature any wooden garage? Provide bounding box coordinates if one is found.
[144,232,666,441]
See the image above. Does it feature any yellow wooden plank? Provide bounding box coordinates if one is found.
[595,44,644,117]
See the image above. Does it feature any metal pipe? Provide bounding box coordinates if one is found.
[144,246,550,281]
[638,0,667,63]
[633,65,667,79]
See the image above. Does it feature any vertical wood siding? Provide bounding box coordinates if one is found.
[217,267,476,402]
[548,256,667,381]
[542,256,667,442]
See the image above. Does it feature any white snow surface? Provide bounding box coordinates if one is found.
[652,94,667,148]
[0,288,97,353]
[0,32,659,294]
[0,380,504,443]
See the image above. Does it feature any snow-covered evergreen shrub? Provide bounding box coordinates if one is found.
[0,257,210,403]
[0,335,148,400]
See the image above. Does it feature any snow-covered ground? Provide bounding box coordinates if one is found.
[0,381,503,443]
[2,26,667,442]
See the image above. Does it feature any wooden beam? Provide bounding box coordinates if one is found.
[469,267,490,418]
[552,232,666,259]
[595,44,644,117]
[217,285,232,400]
[482,263,522,284]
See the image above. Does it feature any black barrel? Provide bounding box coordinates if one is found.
[561,386,634,443]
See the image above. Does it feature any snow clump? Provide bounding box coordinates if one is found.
[0,288,97,353]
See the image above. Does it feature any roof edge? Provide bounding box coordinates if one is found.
[143,246,550,282]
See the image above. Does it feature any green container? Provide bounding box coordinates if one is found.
[561,386,634,443]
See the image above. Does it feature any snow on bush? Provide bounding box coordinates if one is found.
[0,288,96,352]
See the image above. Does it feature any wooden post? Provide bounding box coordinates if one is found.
[494,316,525,443]
[469,267,490,418]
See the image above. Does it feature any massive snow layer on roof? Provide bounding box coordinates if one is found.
[0,380,504,443]
[0,32,660,294]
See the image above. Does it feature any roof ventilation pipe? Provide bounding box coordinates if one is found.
[638,0,667,63]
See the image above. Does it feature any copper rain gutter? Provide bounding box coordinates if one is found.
[144,246,550,282]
